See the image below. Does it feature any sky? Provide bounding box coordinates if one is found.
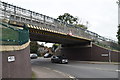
[2,0,118,44]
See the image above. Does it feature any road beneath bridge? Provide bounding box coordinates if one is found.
[31,57,119,79]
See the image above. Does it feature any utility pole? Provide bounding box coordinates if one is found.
[108,46,111,63]
[108,49,111,63]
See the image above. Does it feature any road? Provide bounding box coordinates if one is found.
[31,57,119,79]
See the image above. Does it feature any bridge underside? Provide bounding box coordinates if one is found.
[29,28,91,45]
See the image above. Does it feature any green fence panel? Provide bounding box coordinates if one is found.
[0,22,29,45]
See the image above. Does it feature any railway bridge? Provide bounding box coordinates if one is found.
[0,1,119,78]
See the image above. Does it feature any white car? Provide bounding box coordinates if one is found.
[30,54,38,59]
[44,53,53,58]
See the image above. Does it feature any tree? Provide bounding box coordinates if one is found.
[117,24,120,45]
[52,44,60,51]
[57,13,88,29]
[30,41,38,53]
[57,13,78,24]
[117,0,120,6]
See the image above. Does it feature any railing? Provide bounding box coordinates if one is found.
[0,21,29,45]
[0,1,119,50]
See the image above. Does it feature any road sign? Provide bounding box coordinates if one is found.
[8,56,15,62]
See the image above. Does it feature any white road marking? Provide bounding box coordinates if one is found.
[68,75,75,78]
[43,66,76,78]
[116,70,120,72]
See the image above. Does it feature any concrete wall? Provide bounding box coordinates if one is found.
[0,52,2,79]
[91,44,119,62]
[61,47,91,61]
[2,45,31,78]
[111,51,119,62]
[61,44,120,62]
[91,44,109,62]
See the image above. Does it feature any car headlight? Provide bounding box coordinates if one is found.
[62,59,65,61]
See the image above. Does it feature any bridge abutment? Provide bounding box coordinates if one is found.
[0,45,32,78]
[61,46,91,61]
[61,44,120,62]
[91,44,119,62]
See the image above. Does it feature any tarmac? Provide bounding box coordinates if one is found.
[32,60,120,79]
[32,65,73,79]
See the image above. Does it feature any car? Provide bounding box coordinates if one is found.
[44,53,53,58]
[51,55,68,64]
[30,53,38,59]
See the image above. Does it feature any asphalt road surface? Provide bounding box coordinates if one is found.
[31,57,119,79]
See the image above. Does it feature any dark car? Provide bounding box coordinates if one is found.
[51,55,68,64]
[30,54,38,59]
[44,53,53,58]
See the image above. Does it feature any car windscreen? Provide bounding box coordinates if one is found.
[44,53,49,56]
[57,56,67,59]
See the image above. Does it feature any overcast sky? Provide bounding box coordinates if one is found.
[2,0,118,41]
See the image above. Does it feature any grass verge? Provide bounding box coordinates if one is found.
[32,71,36,80]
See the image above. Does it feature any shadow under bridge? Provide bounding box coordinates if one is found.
[28,25,91,45]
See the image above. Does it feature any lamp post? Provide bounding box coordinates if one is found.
[108,46,111,63]
[108,49,111,63]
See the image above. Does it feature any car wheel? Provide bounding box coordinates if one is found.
[59,61,62,64]
[66,62,68,64]
[51,60,54,63]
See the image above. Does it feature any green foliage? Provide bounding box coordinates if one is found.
[57,13,88,29]
[30,41,38,53]
[52,44,60,51]
[117,24,120,45]
[57,13,78,24]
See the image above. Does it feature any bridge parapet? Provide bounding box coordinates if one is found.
[0,1,119,50]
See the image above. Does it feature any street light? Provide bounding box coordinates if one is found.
[108,46,111,63]
[108,49,111,63]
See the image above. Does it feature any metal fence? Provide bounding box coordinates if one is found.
[0,1,119,50]
[0,22,29,45]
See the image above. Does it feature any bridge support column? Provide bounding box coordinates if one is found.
[0,45,32,78]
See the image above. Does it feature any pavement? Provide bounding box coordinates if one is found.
[73,61,120,65]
